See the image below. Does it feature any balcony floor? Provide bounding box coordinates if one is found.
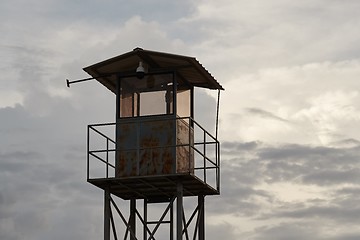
[88,174,219,201]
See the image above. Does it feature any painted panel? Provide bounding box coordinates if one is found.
[176,119,194,173]
[139,119,175,175]
[116,117,194,178]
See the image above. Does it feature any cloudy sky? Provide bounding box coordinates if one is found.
[1,0,360,239]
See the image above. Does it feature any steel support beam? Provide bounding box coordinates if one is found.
[104,188,111,240]
[177,182,183,240]
[198,195,205,240]
[115,77,121,175]
[130,198,136,240]
[103,188,207,240]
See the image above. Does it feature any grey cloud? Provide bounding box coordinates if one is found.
[256,144,360,185]
[303,168,360,185]
[183,0,360,79]
[247,220,360,240]
[208,184,273,217]
[279,206,360,223]
[259,193,360,227]
[1,0,191,28]
[327,233,360,240]
[245,107,290,123]
[221,141,360,186]
[252,222,323,240]
[207,160,274,216]
[210,140,360,228]
[335,186,360,196]
[56,0,192,25]
[3,44,53,59]
[207,222,238,240]
[330,187,360,210]
[0,150,41,160]
[329,138,360,148]
[222,140,261,152]
[259,144,340,161]
[0,102,107,240]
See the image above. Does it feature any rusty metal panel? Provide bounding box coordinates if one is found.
[139,119,175,175]
[139,147,174,175]
[118,150,137,177]
[116,117,194,178]
[176,119,194,173]
[118,122,137,150]
[117,122,138,177]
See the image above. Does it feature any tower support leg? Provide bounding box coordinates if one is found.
[104,188,111,240]
[103,186,207,240]
[130,198,136,240]
[198,195,205,240]
[177,182,183,240]
[143,199,147,240]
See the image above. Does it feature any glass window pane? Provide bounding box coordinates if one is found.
[177,89,190,118]
[140,90,167,116]
[120,73,174,118]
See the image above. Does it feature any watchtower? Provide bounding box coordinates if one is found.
[74,48,223,240]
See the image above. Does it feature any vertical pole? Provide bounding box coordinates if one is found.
[177,182,183,240]
[173,72,178,174]
[170,200,174,240]
[144,199,148,240]
[173,72,177,116]
[136,92,140,117]
[116,75,121,119]
[203,131,206,184]
[198,195,205,240]
[115,76,121,176]
[217,142,220,192]
[87,126,90,180]
[104,188,111,240]
[166,88,171,114]
[132,92,135,117]
[215,89,220,139]
[215,89,221,191]
[190,87,194,121]
[130,198,136,240]
[106,139,109,178]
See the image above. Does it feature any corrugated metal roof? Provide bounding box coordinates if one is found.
[83,48,224,93]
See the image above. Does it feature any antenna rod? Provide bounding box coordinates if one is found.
[66,77,97,88]
[66,72,117,88]
[66,70,141,88]
[215,89,221,139]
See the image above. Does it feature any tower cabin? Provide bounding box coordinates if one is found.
[84,48,223,201]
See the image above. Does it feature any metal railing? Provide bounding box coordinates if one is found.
[87,117,220,191]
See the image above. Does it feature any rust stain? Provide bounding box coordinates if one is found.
[116,118,194,178]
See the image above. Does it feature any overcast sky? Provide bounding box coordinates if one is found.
[1,0,360,239]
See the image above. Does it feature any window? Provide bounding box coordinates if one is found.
[120,73,175,117]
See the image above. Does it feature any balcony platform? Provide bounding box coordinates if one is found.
[88,173,219,201]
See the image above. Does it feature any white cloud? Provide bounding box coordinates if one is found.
[177,0,360,82]
[0,91,23,108]
[220,60,360,145]
[209,141,360,239]
[295,90,360,144]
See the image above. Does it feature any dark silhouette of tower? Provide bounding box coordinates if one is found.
[73,48,223,240]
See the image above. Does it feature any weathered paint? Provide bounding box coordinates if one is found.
[116,117,194,177]
[176,118,194,173]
